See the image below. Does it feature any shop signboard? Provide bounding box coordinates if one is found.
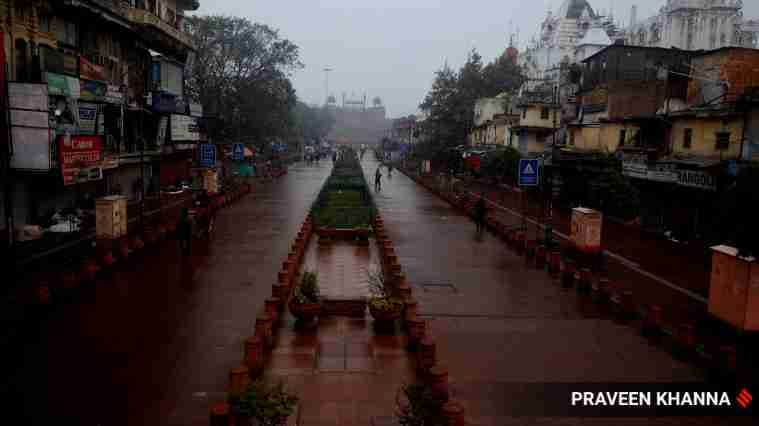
[151,92,184,113]
[622,159,647,179]
[170,114,199,141]
[41,47,79,76]
[80,56,106,82]
[80,80,107,102]
[105,85,124,104]
[8,83,53,171]
[677,169,717,191]
[78,102,99,135]
[58,135,104,185]
[46,73,81,98]
[189,103,203,117]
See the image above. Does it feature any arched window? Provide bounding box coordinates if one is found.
[15,38,28,82]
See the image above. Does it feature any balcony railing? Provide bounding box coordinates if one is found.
[124,7,194,50]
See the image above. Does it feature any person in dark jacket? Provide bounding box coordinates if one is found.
[474,192,488,234]
[177,207,193,256]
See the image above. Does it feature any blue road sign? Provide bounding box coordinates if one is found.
[199,143,216,168]
[518,158,540,186]
[232,143,245,161]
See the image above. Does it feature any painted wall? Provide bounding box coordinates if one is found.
[474,97,506,127]
[568,122,640,153]
[671,115,743,159]
[688,48,759,106]
[519,104,558,129]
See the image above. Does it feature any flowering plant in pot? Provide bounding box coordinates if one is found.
[367,268,405,322]
[288,271,321,324]
[230,379,299,426]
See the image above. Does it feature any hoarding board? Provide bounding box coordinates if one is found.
[58,135,103,185]
[170,114,199,141]
[78,102,99,135]
[10,127,53,170]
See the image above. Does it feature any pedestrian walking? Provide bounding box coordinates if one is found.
[474,192,488,235]
[177,207,193,256]
[375,167,382,192]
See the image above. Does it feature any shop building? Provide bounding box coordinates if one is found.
[1,0,200,254]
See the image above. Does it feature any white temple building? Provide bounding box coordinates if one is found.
[622,0,759,51]
[519,0,617,81]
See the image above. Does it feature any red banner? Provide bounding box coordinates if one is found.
[58,135,103,185]
[80,56,106,82]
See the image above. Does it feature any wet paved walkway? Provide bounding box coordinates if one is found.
[364,157,744,426]
[6,161,332,426]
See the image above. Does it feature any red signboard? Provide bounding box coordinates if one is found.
[80,56,106,82]
[58,135,103,185]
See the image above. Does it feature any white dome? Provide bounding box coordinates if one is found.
[577,26,611,47]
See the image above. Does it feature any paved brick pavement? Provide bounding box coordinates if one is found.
[4,161,331,426]
[365,157,749,426]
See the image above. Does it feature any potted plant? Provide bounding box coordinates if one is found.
[367,269,405,323]
[395,383,446,426]
[288,271,321,325]
[231,380,299,426]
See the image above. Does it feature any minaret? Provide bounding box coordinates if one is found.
[629,5,637,30]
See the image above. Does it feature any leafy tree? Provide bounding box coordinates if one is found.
[185,15,302,149]
[419,48,525,159]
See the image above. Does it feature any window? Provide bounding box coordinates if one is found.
[541,107,549,120]
[715,132,730,150]
[618,129,627,147]
[15,39,29,82]
[55,19,78,47]
[683,128,692,149]
[39,15,51,32]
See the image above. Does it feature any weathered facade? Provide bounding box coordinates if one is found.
[1,0,201,248]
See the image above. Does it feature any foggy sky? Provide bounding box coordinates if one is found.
[195,0,759,118]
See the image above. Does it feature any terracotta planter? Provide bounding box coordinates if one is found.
[157,224,167,240]
[642,305,663,336]
[442,400,465,426]
[118,240,132,260]
[515,232,526,254]
[265,298,281,324]
[244,335,265,375]
[288,300,321,323]
[101,251,116,267]
[81,259,99,282]
[535,245,547,269]
[417,336,436,373]
[406,317,427,350]
[562,259,577,288]
[272,283,288,302]
[427,365,449,401]
[36,286,51,305]
[548,251,561,275]
[229,365,251,396]
[210,402,231,426]
[278,270,290,286]
[61,270,80,290]
[396,283,412,301]
[131,236,145,251]
[254,314,274,349]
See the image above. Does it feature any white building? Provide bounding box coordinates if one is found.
[623,0,759,51]
[519,0,618,81]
